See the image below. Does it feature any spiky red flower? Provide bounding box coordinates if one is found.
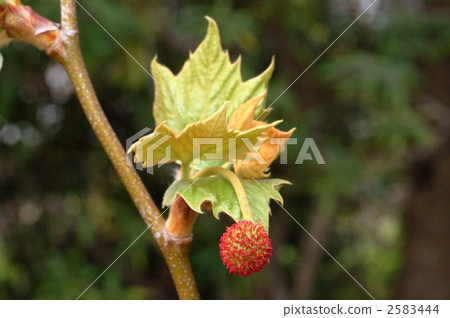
[219,220,272,276]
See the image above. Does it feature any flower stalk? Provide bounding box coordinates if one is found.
[192,166,254,222]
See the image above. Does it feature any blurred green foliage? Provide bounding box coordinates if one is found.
[0,0,449,299]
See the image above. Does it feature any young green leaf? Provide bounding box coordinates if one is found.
[151,17,274,133]
[162,176,290,230]
[128,102,280,168]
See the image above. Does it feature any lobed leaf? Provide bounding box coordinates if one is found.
[151,17,274,133]
[162,176,290,229]
[128,102,279,168]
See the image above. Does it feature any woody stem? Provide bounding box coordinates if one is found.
[44,0,199,299]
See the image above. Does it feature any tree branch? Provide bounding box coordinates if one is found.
[2,0,199,299]
[51,0,199,299]
[49,0,165,236]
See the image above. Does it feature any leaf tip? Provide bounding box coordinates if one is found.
[204,16,219,31]
[201,16,221,51]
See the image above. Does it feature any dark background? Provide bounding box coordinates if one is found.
[0,0,449,299]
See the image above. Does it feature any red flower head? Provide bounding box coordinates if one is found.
[219,220,272,276]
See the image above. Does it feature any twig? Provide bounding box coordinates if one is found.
[1,0,200,299]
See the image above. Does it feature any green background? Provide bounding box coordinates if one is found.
[0,0,449,299]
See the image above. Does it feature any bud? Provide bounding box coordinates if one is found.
[0,0,59,50]
[219,220,272,276]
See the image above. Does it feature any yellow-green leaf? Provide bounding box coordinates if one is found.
[151,17,274,133]
[128,103,280,168]
[163,176,290,230]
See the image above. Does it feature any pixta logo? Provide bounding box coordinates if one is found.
[126,128,172,175]
[127,128,325,175]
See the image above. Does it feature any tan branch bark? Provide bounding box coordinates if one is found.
[1,0,199,299]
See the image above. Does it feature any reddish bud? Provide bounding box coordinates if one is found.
[0,0,59,50]
[219,220,272,276]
